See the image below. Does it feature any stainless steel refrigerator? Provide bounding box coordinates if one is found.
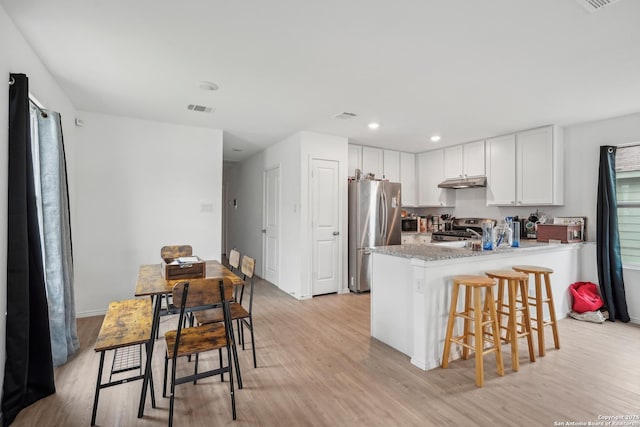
[348,180,402,293]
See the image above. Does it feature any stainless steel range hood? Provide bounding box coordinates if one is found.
[437,176,487,189]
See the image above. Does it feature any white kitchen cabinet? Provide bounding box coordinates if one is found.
[517,126,563,205]
[417,150,454,207]
[400,152,416,206]
[348,144,362,177]
[417,235,431,244]
[486,125,563,206]
[486,134,517,205]
[463,140,486,177]
[443,145,464,180]
[383,150,400,181]
[443,140,485,180]
[362,146,384,178]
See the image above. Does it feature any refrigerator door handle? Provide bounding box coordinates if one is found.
[381,189,388,241]
[378,191,384,237]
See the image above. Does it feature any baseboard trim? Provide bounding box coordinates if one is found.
[76,308,107,318]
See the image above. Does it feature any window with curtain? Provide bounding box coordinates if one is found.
[615,144,640,266]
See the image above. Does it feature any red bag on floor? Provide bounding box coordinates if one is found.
[569,282,604,313]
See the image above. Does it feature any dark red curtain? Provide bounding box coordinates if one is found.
[2,73,55,426]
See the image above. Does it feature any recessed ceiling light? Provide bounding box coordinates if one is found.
[430,135,441,142]
[198,81,219,91]
[368,122,380,130]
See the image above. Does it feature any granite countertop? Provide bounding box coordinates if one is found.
[369,241,570,262]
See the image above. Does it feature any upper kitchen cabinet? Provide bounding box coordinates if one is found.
[486,134,517,205]
[443,140,485,180]
[348,144,362,177]
[383,150,400,181]
[362,146,384,178]
[417,149,454,207]
[486,125,563,206]
[517,126,563,205]
[400,152,416,206]
[464,140,486,177]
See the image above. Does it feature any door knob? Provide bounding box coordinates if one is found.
[261,229,267,233]
[333,231,340,236]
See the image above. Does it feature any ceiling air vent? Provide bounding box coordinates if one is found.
[187,104,214,113]
[576,0,623,12]
[335,112,357,120]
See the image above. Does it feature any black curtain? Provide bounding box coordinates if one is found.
[3,74,55,425]
[596,145,630,322]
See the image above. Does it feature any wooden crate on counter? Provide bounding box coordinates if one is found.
[161,256,206,280]
[536,224,583,243]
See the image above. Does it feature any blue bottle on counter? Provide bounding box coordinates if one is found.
[512,222,521,247]
[482,222,494,251]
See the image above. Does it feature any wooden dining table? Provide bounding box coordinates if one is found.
[134,260,244,418]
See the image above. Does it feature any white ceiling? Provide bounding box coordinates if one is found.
[3,0,640,162]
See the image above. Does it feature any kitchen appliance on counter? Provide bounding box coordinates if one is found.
[431,218,496,242]
[348,180,402,293]
[401,217,418,232]
[537,216,586,243]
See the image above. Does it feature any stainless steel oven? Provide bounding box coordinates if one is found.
[401,218,418,232]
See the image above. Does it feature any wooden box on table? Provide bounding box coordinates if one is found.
[161,256,206,280]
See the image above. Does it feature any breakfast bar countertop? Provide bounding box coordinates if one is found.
[368,241,571,262]
[369,240,595,371]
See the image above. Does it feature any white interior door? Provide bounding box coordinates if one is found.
[263,166,280,285]
[311,159,340,296]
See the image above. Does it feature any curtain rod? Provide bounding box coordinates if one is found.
[616,141,640,148]
[8,77,48,117]
[30,100,48,118]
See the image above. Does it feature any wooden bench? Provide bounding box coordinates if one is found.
[91,298,155,426]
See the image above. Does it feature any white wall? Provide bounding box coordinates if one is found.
[555,112,640,323]
[225,151,265,272]
[226,131,349,299]
[0,4,79,411]
[73,111,223,316]
[263,133,303,297]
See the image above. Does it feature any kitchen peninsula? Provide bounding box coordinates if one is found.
[368,241,596,371]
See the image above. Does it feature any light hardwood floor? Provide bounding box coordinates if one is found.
[12,277,640,426]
